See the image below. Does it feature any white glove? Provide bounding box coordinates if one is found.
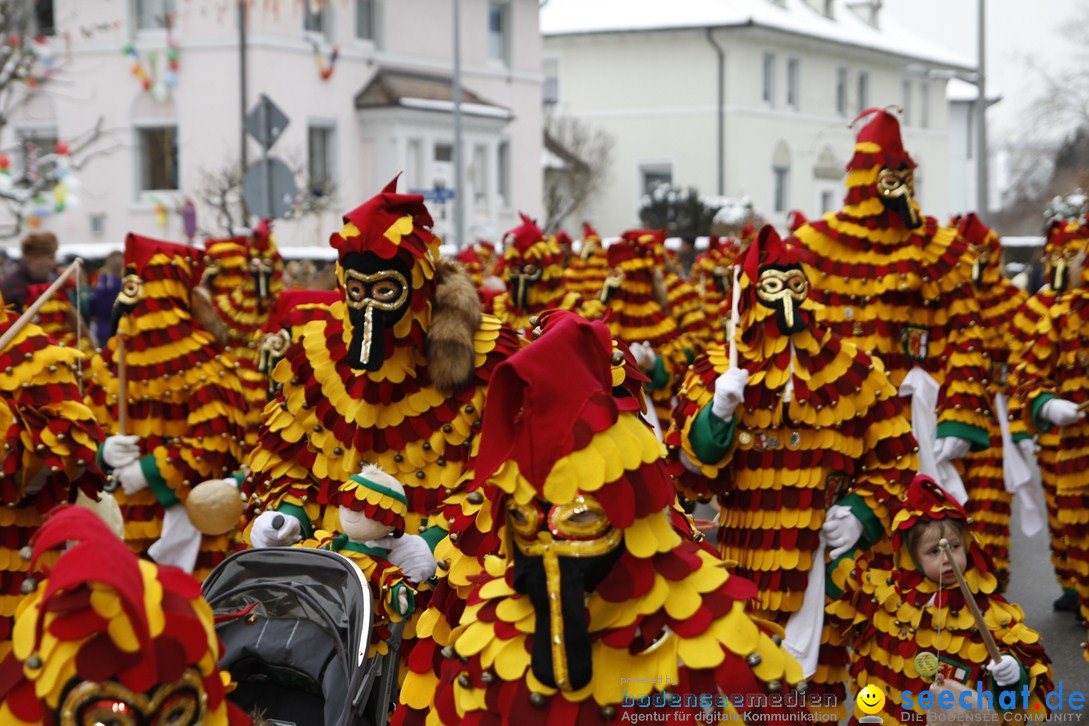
[627,341,657,373]
[102,434,141,469]
[250,510,302,548]
[116,460,149,496]
[986,654,1020,687]
[822,505,864,559]
[370,533,437,583]
[711,368,748,422]
[1016,438,1038,464]
[148,504,203,573]
[933,436,972,464]
[1040,398,1086,427]
[396,587,412,616]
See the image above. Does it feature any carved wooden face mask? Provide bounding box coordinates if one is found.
[756,265,809,336]
[59,668,207,726]
[876,166,921,229]
[339,252,412,371]
[508,494,623,693]
[505,261,543,310]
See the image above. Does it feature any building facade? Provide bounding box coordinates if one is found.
[1,0,542,251]
[540,0,974,235]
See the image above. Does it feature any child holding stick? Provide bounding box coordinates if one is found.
[828,475,1054,725]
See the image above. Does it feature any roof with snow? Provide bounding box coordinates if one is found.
[540,0,974,71]
[946,77,1002,104]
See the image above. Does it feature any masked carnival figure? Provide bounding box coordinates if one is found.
[1007,228,1089,629]
[410,312,810,725]
[85,234,249,579]
[655,236,710,348]
[692,236,741,345]
[243,177,520,572]
[828,475,1053,726]
[0,291,105,657]
[455,240,504,306]
[789,108,993,503]
[255,289,339,399]
[0,506,250,725]
[24,277,95,355]
[667,225,916,717]
[566,222,609,298]
[488,213,588,336]
[1006,218,1089,613]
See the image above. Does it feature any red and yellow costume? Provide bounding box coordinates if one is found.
[24,278,94,355]
[455,241,503,306]
[659,240,710,346]
[1007,218,1089,604]
[828,476,1053,725]
[668,226,916,716]
[255,289,339,400]
[0,506,249,725]
[692,236,741,345]
[85,234,248,581]
[1007,232,1089,627]
[788,109,993,474]
[565,222,608,298]
[0,293,104,657]
[411,312,809,725]
[488,213,584,336]
[951,214,1027,588]
[243,178,520,541]
[205,222,284,442]
[599,229,692,422]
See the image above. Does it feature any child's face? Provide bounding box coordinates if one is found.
[913,522,967,586]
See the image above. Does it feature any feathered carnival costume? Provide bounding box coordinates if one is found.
[827,475,1053,725]
[244,176,520,540]
[599,229,692,422]
[488,213,585,335]
[454,241,503,305]
[255,289,339,399]
[204,221,285,442]
[0,506,250,725]
[24,278,94,355]
[692,235,741,345]
[1007,224,1089,630]
[788,109,993,462]
[1005,217,1089,603]
[667,225,917,714]
[565,222,609,298]
[655,239,709,346]
[85,234,249,580]
[0,292,104,656]
[949,214,1027,588]
[409,312,810,725]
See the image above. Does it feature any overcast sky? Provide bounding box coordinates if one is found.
[883,0,1085,144]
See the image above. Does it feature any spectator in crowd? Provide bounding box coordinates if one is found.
[0,232,58,311]
[89,250,123,345]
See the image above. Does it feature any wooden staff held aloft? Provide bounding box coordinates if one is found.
[0,258,84,352]
[938,537,1002,663]
[727,264,741,370]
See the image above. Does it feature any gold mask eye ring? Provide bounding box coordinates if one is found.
[342,269,409,312]
[116,274,143,306]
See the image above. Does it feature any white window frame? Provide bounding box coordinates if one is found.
[786,58,800,111]
[131,0,174,32]
[13,124,58,183]
[762,52,776,106]
[835,66,847,115]
[902,79,912,126]
[133,120,180,196]
[497,140,511,208]
[637,160,674,204]
[487,1,511,65]
[542,55,560,106]
[303,1,334,42]
[920,80,931,129]
[856,71,869,114]
[773,165,790,213]
[307,120,337,198]
[355,0,380,45]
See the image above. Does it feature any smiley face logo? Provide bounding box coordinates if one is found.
[857,684,886,716]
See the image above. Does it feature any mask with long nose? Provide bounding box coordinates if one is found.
[756,264,809,336]
[1048,246,1087,293]
[249,255,276,309]
[108,272,143,338]
[507,494,623,692]
[339,251,412,371]
[876,166,922,229]
[506,262,542,310]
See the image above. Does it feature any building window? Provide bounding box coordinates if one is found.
[640,162,672,196]
[133,0,175,31]
[786,58,800,110]
[820,190,834,214]
[34,1,55,36]
[902,79,912,126]
[823,0,835,17]
[488,2,510,63]
[836,67,847,115]
[405,139,422,190]
[15,128,58,182]
[137,125,178,191]
[356,0,377,41]
[773,167,790,213]
[434,143,453,163]
[497,141,510,207]
[762,52,775,106]
[856,71,869,114]
[471,144,488,205]
[304,2,332,38]
[89,213,106,238]
[920,80,930,128]
[307,124,335,197]
[542,56,560,106]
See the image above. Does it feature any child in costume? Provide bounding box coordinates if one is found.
[828,475,1053,726]
[0,506,250,725]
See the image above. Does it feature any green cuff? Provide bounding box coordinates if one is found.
[95,445,109,473]
[142,455,179,509]
[935,420,991,452]
[825,564,846,600]
[276,502,313,539]
[838,492,883,550]
[419,524,447,552]
[645,354,670,391]
[988,662,1030,710]
[689,404,736,464]
[683,348,695,364]
[1030,393,1058,434]
[1011,431,1030,442]
[231,471,245,488]
[391,582,416,617]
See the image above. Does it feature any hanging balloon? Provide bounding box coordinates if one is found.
[154,203,168,229]
[182,199,197,240]
[163,69,177,87]
[63,174,80,192]
[65,194,82,210]
[53,182,66,205]
[27,215,41,229]
[151,81,167,102]
[0,153,10,170]
[54,141,69,155]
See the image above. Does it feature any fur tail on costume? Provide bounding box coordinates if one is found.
[428,258,483,394]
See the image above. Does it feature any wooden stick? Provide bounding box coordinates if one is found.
[116,334,127,436]
[1076,399,1089,412]
[0,258,83,352]
[939,537,1002,663]
[728,264,741,370]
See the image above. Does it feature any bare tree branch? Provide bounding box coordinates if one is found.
[542,114,613,234]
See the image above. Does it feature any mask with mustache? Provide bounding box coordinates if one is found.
[249,256,276,309]
[506,262,542,310]
[756,265,809,336]
[876,166,922,229]
[339,252,412,371]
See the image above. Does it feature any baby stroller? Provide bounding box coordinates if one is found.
[202,547,404,726]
